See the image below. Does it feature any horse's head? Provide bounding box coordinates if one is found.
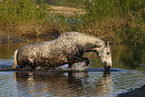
[93,41,112,71]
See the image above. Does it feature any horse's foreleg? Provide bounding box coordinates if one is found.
[74,56,90,66]
[68,56,90,70]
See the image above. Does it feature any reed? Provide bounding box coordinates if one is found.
[0,0,145,44]
[0,0,58,36]
[75,0,145,44]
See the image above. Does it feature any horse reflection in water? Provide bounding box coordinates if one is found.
[14,71,113,96]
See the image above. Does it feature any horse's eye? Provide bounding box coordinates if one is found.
[107,52,110,54]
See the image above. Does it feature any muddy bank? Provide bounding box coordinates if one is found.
[0,31,59,43]
[117,85,145,97]
[0,32,29,43]
[21,29,60,38]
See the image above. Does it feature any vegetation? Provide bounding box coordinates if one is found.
[37,0,84,8]
[80,0,145,44]
[0,0,145,45]
[0,0,58,36]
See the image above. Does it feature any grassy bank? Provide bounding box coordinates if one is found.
[0,0,59,37]
[77,0,145,44]
[0,0,145,45]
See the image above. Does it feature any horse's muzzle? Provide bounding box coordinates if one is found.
[104,64,111,71]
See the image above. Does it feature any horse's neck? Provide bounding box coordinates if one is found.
[85,44,105,53]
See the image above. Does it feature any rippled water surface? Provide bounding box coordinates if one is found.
[0,40,145,97]
[0,69,145,97]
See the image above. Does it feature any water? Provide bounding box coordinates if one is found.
[0,70,145,97]
[0,37,145,96]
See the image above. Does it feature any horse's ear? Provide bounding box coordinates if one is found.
[105,41,109,47]
[107,41,109,46]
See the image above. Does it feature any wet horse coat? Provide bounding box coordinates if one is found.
[12,32,112,70]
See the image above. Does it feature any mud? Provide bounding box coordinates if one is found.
[117,85,145,97]
[0,32,28,43]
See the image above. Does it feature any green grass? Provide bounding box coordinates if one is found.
[0,0,145,45]
[0,0,58,36]
[80,0,145,44]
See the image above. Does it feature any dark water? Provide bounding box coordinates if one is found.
[0,37,145,97]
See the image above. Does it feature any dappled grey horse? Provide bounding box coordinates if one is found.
[11,32,112,71]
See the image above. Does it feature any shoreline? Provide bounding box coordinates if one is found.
[0,32,29,44]
[117,85,145,97]
[0,31,59,44]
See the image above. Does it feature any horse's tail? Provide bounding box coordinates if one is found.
[11,50,18,68]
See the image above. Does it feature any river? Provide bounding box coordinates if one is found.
[0,36,145,97]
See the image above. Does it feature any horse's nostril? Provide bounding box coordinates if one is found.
[104,65,111,71]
